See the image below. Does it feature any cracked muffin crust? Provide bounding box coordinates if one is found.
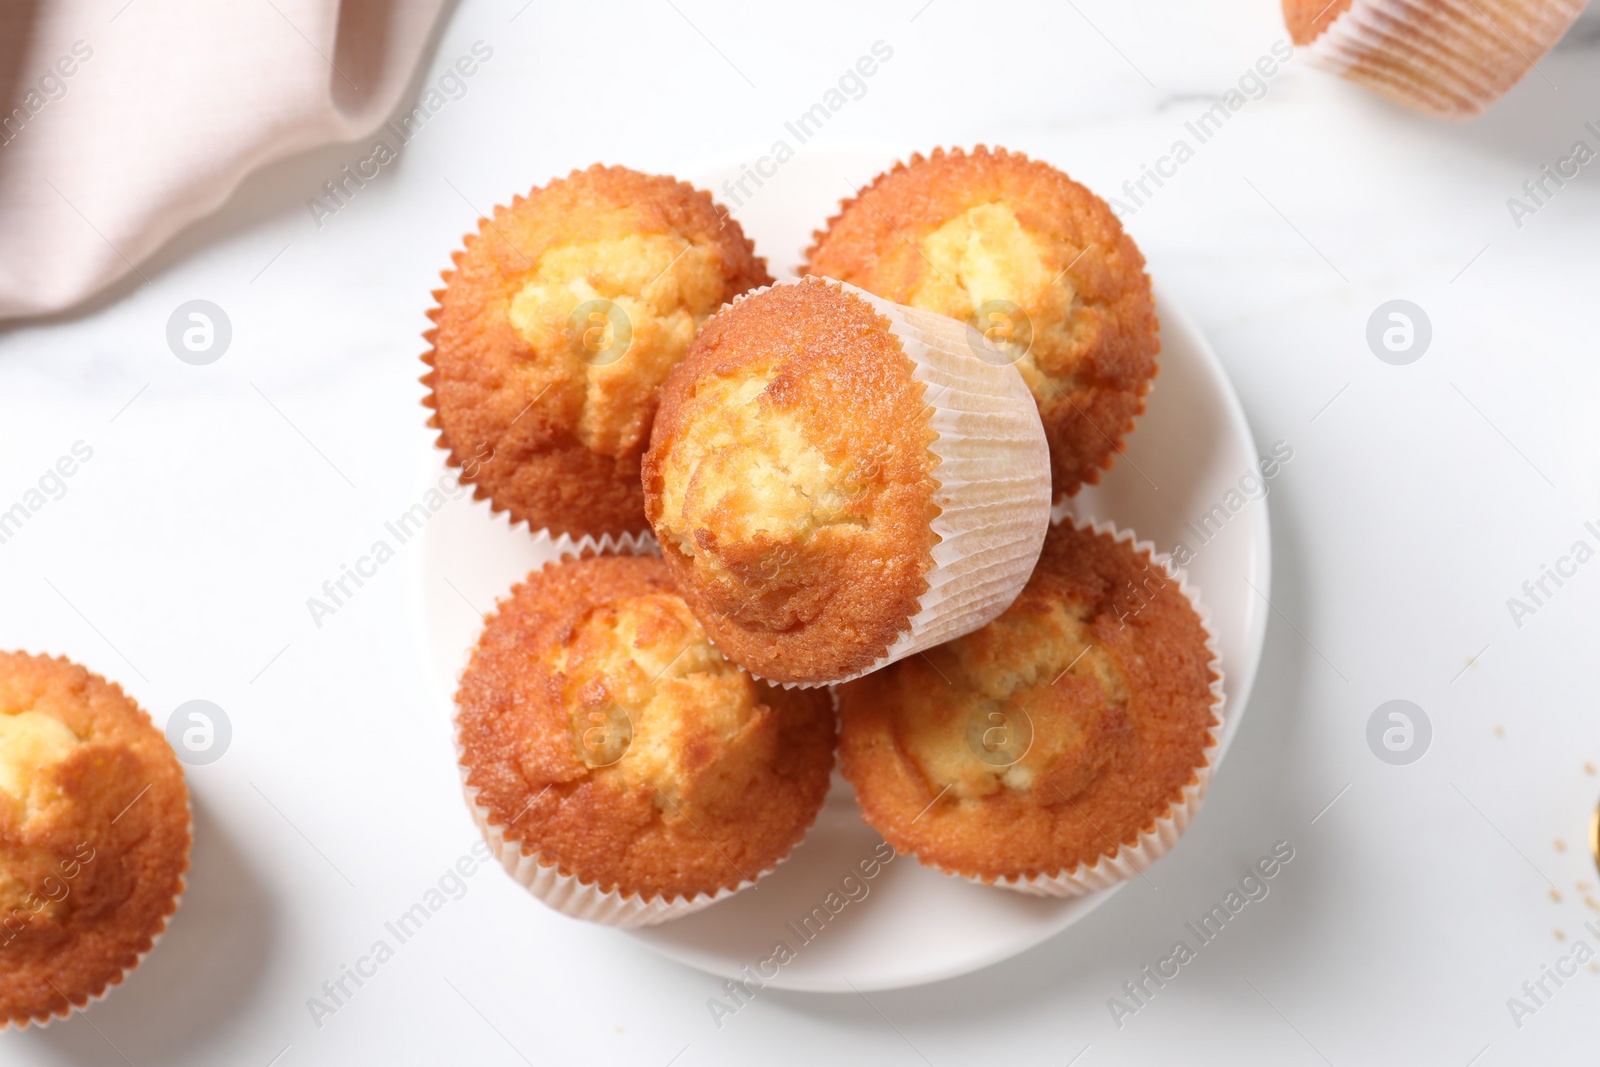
[803,146,1159,500]
[836,522,1216,885]
[0,652,190,1028]
[423,165,772,539]
[455,555,835,903]
[642,278,941,686]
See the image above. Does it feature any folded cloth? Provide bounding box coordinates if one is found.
[0,0,446,320]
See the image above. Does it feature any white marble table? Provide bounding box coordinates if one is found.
[3,1,1598,1063]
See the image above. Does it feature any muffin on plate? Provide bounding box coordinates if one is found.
[642,277,1051,687]
[1284,0,1586,120]
[454,554,835,926]
[0,652,190,1028]
[423,165,772,542]
[836,519,1222,896]
[804,146,1159,501]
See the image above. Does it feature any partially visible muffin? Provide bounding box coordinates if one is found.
[0,653,190,1028]
[837,521,1218,893]
[643,278,943,685]
[804,146,1159,500]
[423,165,772,539]
[455,555,835,924]
[1284,0,1586,121]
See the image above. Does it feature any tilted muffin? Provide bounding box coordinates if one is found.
[423,165,772,541]
[454,554,835,926]
[1284,0,1585,121]
[642,277,1051,686]
[804,146,1159,501]
[0,653,190,1027]
[837,520,1221,896]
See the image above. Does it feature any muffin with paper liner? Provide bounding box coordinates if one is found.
[0,652,190,1028]
[804,146,1159,501]
[836,518,1222,897]
[454,554,835,927]
[642,276,1051,687]
[1283,0,1587,121]
[422,164,771,544]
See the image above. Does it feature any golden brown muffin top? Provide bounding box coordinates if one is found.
[455,555,835,900]
[837,522,1216,883]
[804,146,1158,501]
[641,278,940,685]
[0,653,190,1028]
[1282,0,1350,44]
[423,165,772,539]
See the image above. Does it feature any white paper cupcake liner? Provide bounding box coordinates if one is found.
[1302,0,1585,120]
[961,515,1225,898]
[456,753,761,926]
[452,544,778,927]
[847,282,1052,677]
[709,278,1052,689]
[519,517,659,564]
[430,465,663,649]
[431,453,660,556]
[6,809,192,1031]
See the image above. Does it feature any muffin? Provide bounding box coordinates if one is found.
[1284,0,1586,120]
[0,653,190,1028]
[423,165,772,541]
[454,554,836,926]
[837,519,1222,896]
[642,277,1051,687]
[803,146,1159,501]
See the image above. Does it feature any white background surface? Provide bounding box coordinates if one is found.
[3,0,1599,1063]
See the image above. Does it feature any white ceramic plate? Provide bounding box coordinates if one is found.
[411,148,1270,993]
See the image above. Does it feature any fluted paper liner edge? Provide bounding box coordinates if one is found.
[1301,0,1585,120]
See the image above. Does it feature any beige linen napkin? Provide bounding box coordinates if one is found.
[0,0,446,319]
